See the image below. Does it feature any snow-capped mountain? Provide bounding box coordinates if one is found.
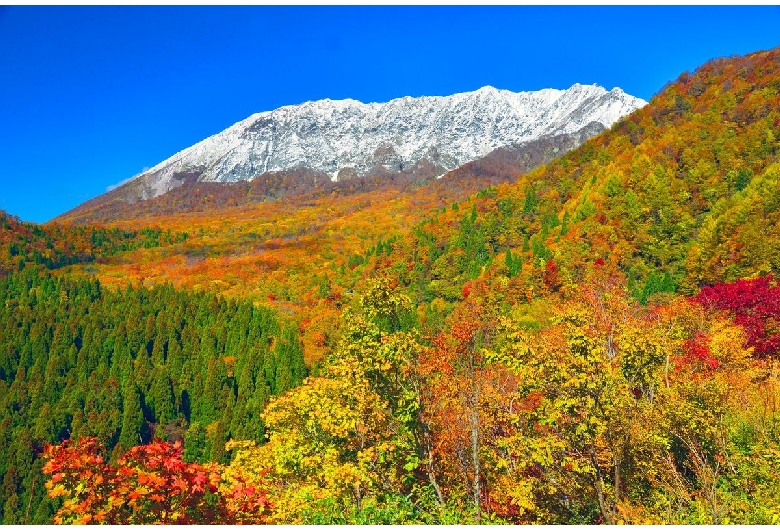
[116,84,646,201]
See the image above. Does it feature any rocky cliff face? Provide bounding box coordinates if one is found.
[120,84,646,201]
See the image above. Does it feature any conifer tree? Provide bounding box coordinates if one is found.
[149,369,176,431]
[119,384,144,450]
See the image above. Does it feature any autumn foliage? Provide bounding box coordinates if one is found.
[694,275,780,357]
[42,437,269,524]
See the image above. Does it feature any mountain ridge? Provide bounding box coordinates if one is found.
[107,84,646,201]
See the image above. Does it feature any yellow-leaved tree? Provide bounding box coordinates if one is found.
[225,278,437,523]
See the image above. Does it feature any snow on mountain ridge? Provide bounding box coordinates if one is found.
[129,84,646,200]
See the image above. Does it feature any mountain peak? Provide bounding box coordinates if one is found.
[475,85,501,93]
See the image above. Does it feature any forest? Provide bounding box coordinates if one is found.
[1,46,780,523]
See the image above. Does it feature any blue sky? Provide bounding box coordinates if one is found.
[1,5,779,223]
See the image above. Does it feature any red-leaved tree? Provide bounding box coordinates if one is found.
[42,437,269,524]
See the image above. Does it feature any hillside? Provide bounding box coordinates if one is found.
[1,46,780,524]
[378,45,780,303]
[256,46,780,524]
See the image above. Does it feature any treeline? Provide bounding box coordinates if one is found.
[0,267,306,523]
[0,210,187,274]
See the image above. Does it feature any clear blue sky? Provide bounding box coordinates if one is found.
[1,5,779,223]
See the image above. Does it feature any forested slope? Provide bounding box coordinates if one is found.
[0,210,186,274]
[0,224,305,523]
[207,46,780,524]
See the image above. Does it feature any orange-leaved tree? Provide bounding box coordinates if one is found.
[42,437,270,524]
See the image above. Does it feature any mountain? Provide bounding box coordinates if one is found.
[130,84,643,191]
[56,84,644,223]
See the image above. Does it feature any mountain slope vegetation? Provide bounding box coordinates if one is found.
[374,46,780,310]
[1,46,780,524]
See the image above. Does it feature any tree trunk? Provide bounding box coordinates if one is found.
[590,445,614,524]
[417,421,445,505]
[470,379,481,522]
[428,468,445,506]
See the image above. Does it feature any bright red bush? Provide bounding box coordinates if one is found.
[693,275,780,357]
